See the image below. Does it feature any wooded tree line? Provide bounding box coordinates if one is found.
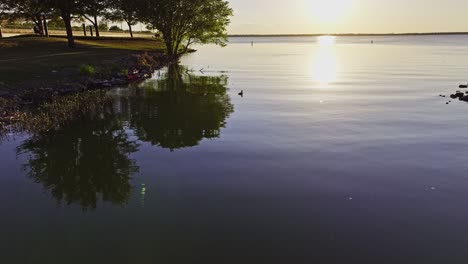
[0,0,233,58]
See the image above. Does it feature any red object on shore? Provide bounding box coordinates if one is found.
[128,74,140,81]
[127,67,141,81]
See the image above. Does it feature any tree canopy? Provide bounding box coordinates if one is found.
[0,0,51,36]
[79,0,108,37]
[139,0,233,59]
[105,0,139,37]
[1,0,234,57]
[43,0,82,48]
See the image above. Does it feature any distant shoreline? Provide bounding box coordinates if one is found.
[228,32,468,37]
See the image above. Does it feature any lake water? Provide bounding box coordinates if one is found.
[2,36,468,263]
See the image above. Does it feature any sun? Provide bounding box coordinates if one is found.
[307,0,353,23]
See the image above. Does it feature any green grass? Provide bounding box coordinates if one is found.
[19,90,112,132]
[0,35,165,88]
[79,64,96,76]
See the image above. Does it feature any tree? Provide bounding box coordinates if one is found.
[46,16,65,28]
[0,20,4,38]
[43,0,81,48]
[80,0,108,37]
[109,25,121,31]
[0,0,51,36]
[98,21,108,31]
[139,0,233,59]
[0,3,6,38]
[105,0,139,38]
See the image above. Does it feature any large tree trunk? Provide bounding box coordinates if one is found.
[164,39,181,62]
[43,16,49,37]
[0,25,3,39]
[93,15,100,37]
[33,16,44,36]
[127,22,133,38]
[61,12,76,48]
[165,40,174,58]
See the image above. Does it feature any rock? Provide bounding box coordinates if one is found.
[460,85,468,88]
[451,92,464,99]
[102,82,112,89]
[461,95,468,102]
[110,78,128,86]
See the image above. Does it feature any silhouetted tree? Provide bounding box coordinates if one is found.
[105,0,139,38]
[43,0,81,48]
[138,0,233,59]
[0,0,51,36]
[80,0,108,37]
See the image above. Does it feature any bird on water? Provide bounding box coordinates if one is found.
[238,90,244,97]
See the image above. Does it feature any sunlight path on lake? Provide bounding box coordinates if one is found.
[309,36,339,87]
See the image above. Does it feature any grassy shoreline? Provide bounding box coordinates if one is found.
[0,35,165,89]
[0,35,169,129]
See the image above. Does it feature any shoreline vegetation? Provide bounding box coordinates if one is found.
[0,0,233,134]
[0,35,171,131]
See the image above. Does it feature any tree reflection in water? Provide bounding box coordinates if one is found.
[17,108,140,210]
[113,64,234,150]
[17,64,234,209]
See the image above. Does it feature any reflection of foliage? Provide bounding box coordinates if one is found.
[121,65,234,150]
[17,108,139,210]
[15,64,234,209]
[19,90,112,132]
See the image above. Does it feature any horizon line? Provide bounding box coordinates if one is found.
[228,32,468,37]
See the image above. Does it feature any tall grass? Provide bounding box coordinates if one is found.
[19,90,112,132]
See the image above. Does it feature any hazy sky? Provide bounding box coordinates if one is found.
[227,0,468,34]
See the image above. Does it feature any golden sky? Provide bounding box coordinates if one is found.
[227,0,468,34]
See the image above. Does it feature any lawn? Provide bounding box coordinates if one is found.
[0,35,166,89]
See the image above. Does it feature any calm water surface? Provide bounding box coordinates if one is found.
[2,36,468,263]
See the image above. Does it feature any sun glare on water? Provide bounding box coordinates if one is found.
[317,35,336,46]
[310,36,338,86]
[306,0,353,22]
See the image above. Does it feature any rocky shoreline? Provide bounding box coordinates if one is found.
[0,52,172,127]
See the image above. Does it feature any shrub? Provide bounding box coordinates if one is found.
[79,64,96,76]
[99,22,109,31]
[109,25,121,31]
